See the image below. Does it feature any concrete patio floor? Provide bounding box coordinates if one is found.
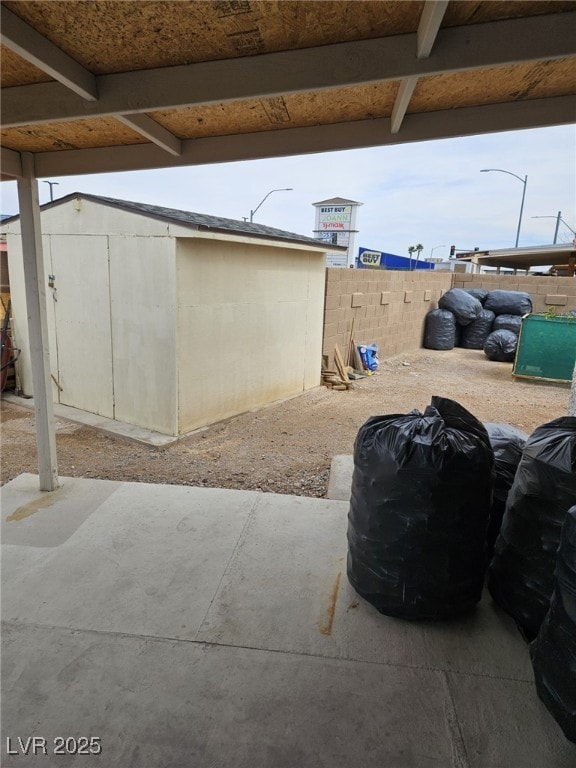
[1,473,574,767]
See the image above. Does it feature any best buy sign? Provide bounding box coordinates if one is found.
[359,250,381,266]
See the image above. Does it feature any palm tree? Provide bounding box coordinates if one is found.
[414,243,424,268]
[408,244,424,270]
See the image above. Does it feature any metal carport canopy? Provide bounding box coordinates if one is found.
[456,244,576,273]
[1,0,575,489]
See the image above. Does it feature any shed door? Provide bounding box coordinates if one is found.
[50,235,114,418]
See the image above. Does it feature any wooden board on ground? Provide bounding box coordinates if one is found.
[334,343,350,383]
[351,340,365,373]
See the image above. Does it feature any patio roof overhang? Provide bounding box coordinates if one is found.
[1,1,575,179]
[1,0,575,490]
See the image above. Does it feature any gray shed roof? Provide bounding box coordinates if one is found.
[2,192,346,250]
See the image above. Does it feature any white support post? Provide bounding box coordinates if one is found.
[16,152,59,491]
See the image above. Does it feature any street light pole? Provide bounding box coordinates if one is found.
[249,188,293,223]
[480,168,528,248]
[531,212,576,243]
[42,180,59,202]
[430,244,446,258]
[554,210,561,244]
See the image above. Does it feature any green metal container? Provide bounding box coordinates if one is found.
[513,313,576,383]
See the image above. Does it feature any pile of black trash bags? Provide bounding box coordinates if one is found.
[424,287,532,362]
[347,397,576,743]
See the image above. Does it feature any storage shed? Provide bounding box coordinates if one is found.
[3,193,336,435]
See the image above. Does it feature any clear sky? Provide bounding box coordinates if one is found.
[1,123,574,260]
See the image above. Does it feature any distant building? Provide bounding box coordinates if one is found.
[357,247,434,271]
[312,197,362,268]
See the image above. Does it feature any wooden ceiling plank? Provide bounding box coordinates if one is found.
[417,0,450,58]
[115,115,182,156]
[5,1,572,75]
[0,5,97,101]
[2,1,423,75]
[149,81,398,140]
[410,58,576,114]
[2,12,575,129]
[0,118,149,153]
[0,46,52,88]
[392,0,449,134]
[29,95,576,179]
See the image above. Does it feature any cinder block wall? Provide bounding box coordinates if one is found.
[452,273,576,314]
[323,268,453,364]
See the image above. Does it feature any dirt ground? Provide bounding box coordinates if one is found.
[1,347,571,497]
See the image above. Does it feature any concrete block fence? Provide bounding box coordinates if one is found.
[452,273,576,315]
[323,269,576,366]
[323,268,453,363]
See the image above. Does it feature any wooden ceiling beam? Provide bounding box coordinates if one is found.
[115,115,182,156]
[392,0,449,134]
[2,12,574,128]
[417,0,449,59]
[29,96,576,179]
[391,77,419,135]
[1,146,23,177]
[0,5,97,102]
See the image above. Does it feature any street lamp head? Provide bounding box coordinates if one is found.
[249,187,294,222]
[479,168,528,247]
[479,168,526,182]
[531,212,576,242]
[42,180,60,202]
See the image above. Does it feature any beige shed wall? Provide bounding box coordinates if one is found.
[2,198,194,239]
[176,238,325,433]
[6,227,178,435]
[49,234,114,417]
[3,198,183,415]
[6,232,59,400]
[109,235,178,435]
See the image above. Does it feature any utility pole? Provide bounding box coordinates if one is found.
[553,211,561,244]
[42,180,59,201]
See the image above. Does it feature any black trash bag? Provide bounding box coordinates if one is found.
[438,288,483,326]
[493,314,522,336]
[484,289,532,316]
[483,329,517,362]
[483,422,528,559]
[423,309,456,350]
[347,396,494,620]
[465,288,489,304]
[488,417,576,640]
[460,309,495,349]
[454,323,463,348]
[530,506,576,744]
